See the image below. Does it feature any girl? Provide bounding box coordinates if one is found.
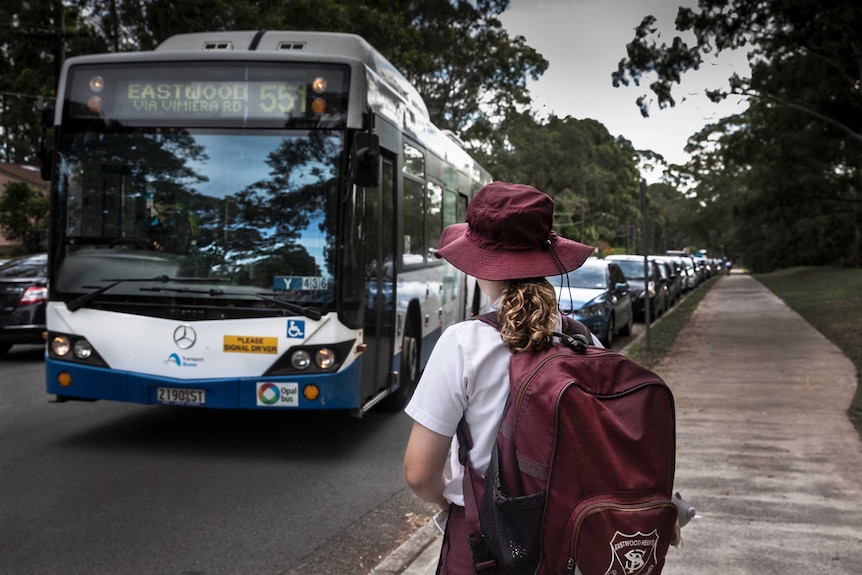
[403,181,595,573]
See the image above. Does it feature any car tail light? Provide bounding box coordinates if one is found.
[19,285,48,305]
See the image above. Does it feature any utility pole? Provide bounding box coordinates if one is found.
[640,178,651,352]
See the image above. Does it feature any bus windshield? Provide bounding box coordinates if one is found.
[54,128,342,314]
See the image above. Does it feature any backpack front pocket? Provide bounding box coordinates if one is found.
[564,495,677,575]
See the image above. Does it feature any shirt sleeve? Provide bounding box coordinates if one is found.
[405,324,472,437]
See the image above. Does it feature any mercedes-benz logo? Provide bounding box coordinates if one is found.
[173,325,197,349]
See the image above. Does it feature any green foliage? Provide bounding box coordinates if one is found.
[0,1,108,163]
[2,1,546,157]
[479,111,645,249]
[614,0,862,136]
[616,0,862,270]
[0,180,49,253]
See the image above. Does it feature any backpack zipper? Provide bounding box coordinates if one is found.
[514,352,572,412]
[514,348,664,412]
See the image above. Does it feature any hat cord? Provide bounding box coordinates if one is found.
[544,237,575,318]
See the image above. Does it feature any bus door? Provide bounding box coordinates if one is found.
[434,188,469,329]
[442,190,472,320]
[360,154,397,395]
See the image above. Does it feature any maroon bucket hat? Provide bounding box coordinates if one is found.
[435,181,594,281]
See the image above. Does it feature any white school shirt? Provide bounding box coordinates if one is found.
[405,313,602,506]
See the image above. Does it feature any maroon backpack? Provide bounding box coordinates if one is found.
[457,315,677,575]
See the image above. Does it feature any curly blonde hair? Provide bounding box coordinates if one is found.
[496,278,558,353]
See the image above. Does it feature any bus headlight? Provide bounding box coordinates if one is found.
[291,350,311,370]
[51,335,71,357]
[47,332,108,366]
[73,339,93,359]
[263,341,354,376]
[316,348,335,369]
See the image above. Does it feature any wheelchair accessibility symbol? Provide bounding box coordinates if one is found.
[287,320,305,339]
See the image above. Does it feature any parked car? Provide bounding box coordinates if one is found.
[672,256,695,291]
[605,254,663,321]
[547,257,633,347]
[681,256,702,287]
[0,253,48,357]
[650,257,673,313]
[651,256,682,307]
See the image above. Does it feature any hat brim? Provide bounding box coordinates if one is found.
[435,223,594,281]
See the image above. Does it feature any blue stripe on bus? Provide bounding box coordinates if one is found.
[46,358,366,410]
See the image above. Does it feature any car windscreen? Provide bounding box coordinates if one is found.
[612,259,647,280]
[548,265,606,289]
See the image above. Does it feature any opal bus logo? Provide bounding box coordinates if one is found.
[256,382,299,407]
[257,383,280,405]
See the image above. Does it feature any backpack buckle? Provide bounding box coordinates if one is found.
[468,533,497,572]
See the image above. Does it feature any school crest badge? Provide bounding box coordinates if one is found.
[604,530,659,575]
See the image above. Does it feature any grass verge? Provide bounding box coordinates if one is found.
[752,266,862,440]
[624,276,719,369]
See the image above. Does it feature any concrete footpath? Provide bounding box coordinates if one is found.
[370,273,862,575]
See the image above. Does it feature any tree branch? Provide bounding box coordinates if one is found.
[736,88,862,142]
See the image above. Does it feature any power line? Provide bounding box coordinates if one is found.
[0,90,52,102]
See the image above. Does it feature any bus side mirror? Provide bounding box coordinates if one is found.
[38,107,55,181]
[351,132,379,188]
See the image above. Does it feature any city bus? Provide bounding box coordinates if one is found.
[40,31,491,415]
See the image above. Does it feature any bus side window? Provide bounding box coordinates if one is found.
[402,142,426,267]
[402,177,424,266]
[426,181,443,257]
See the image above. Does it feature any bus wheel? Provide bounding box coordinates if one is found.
[382,330,419,411]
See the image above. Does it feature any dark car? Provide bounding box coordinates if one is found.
[548,257,633,347]
[0,253,48,356]
[651,256,682,308]
[605,254,664,321]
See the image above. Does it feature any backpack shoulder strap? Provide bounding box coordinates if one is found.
[473,311,500,329]
[561,315,592,340]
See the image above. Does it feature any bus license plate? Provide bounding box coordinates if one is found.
[157,387,206,406]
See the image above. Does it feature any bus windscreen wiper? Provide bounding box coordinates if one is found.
[254,293,322,320]
[137,286,323,320]
[66,275,226,312]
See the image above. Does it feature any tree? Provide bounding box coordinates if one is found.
[2,1,547,159]
[479,111,642,250]
[95,0,546,142]
[0,181,49,253]
[613,0,862,268]
[0,1,107,163]
[613,0,861,135]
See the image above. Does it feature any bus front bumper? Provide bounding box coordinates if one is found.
[45,359,366,410]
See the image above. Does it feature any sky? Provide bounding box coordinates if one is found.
[498,0,751,177]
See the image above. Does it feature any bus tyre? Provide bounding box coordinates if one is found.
[382,331,419,411]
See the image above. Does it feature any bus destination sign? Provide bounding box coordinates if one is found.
[66,63,349,124]
[116,80,309,120]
